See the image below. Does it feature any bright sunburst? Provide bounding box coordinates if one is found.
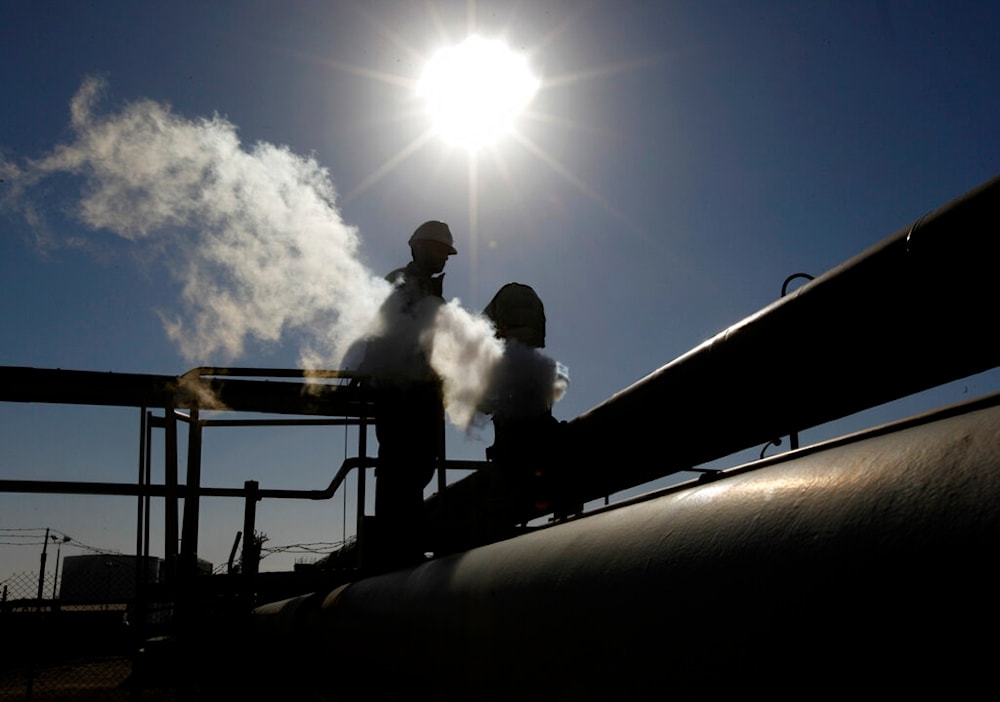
[334,15,652,240]
[418,35,539,152]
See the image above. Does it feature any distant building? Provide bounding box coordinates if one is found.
[59,555,162,603]
[59,554,212,603]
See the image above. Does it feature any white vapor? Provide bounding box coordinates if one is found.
[9,76,388,366]
[3,77,566,431]
[429,300,506,429]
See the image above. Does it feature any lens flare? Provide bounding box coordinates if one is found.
[418,35,539,151]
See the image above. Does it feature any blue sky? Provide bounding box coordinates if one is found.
[2,1,999,580]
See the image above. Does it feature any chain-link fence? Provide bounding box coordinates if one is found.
[0,566,175,701]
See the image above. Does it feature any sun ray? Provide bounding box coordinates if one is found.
[466,153,481,303]
[341,129,438,203]
[509,130,657,248]
[522,107,619,141]
[524,0,602,57]
[419,0,461,48]
[308,56,416,90]
[478,143,541,260]
[542,53,671,90]
[260,33,417,91]
[349,1,431,68]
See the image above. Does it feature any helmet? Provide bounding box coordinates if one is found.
[410,220,457,255]
[484,282,546,348]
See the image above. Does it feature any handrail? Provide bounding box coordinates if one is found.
[0,458,488,500]
[180,366,364,381]
[0,457,371,500]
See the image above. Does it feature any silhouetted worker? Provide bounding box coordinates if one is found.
[364,220,456,569]
[481,283,573,519]
[483,283,554,457]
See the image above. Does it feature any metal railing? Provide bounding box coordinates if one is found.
[0,364,490,698]
[1,365,490,587]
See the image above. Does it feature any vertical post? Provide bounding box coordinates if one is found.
[51,541,62,601]
[133,407,148,652]
[357,414,367,544]
[781,273,813,454]
[177,409,202,702]
[227,532,242,575]
[36,527,50,605]
[181,408,203,578]
[136,407,147,559]
[241,481,260,580]
[164,405,179,584]
[144,411,152,562]
[434,410,447,557]
[436,413,447,497]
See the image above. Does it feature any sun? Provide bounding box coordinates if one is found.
[418,35,540,152]
[340,19,645,238]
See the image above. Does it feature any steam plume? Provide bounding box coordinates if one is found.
[5,76,387,366]
[429,300,505,429]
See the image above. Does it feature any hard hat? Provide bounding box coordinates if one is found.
[409,220,457,255]
[484,282,546,348]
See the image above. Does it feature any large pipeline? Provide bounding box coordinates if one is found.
[247,393,1000,700]
[564,174,1000,497]
[430,173,1000,529]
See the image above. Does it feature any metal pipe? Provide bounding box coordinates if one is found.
[0,366,375,417]
[180,408,203,577]
[250,395,1000,701]
[357,410,368,548]
[163,404,179,583]
[0,456,389,499]
[558,173,1000,508]
[143,411,152,562]
[424,175,1000,531]
[135,406,148,636]
[241,480,259,581]
[199,418,361,427]
[135,406,147,572]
